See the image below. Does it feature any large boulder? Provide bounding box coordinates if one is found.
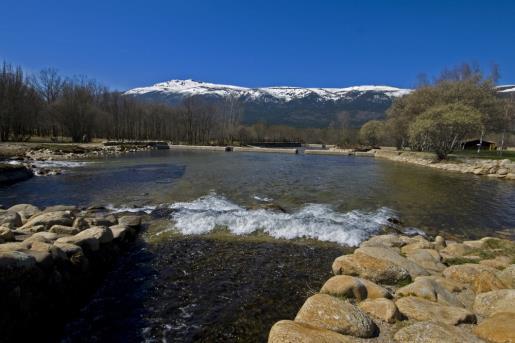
[55,226,113,252]
[498,264,515,288]
[394,321,484,343]
[359,234,406,249]
[21,210,73,231]
[268,320,356,343]
[332,252,411,285]
[358,298,399,323]
[320,275,367,301]
[473,289,515,317]
[473,312,515,343]
[395,296,476,325]
[405,249,446,273]
[396,278,464,307]
[7,204,41,222]
[49,225,80,235]
[472,270,507,294]
[295,294,378,338]
[118,215,142,230]
[0,211,22,229]
[0,226,15,243]
[443,263,499,284]
[109,224,130,241]
[0,251,37,281]
[355,246,429,279]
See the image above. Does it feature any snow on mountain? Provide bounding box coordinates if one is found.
[124,79,412,102]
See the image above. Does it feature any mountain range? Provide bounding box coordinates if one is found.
[125,80,515,128]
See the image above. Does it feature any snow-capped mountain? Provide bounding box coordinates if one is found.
[125,79,412,127]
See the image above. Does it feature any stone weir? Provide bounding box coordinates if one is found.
[0,203,144,342]
[268,233,515,343]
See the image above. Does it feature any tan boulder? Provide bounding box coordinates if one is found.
[332,252,411,285]
[400,238,433,255]
[472,270,507,294]
[55,226,113,252]
[109,224,129,241]
[479,256,512,270]
[49,225,80,235]
[360,234,406,249]
[7,204,41,222]
[406,249,446,273]
[440,243,474,260]
[498,264,515,288]
[295,294,378,338]
[359,278,392,299]
[268,320,356,343]
[0,226,15,243]
[394,321,484,343]
[395,296,476,325]
[0,211,22,229]
[443,263,499,284]
[53,241,83,257]
[434,235,446,250]
[355,246,429,279]
[21,210,73,230]
[414,275,466,292]
[473,289,515,317]
[463,237,501,249]
[473,312,515,343]
[358,298,399,323]
[320,275,367,301]
[396,278,464,307]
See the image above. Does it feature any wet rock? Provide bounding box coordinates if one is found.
[395,296,476,325]
[7,204,41,222]
[332,252,411,285]
[472,270,507,293]
[396,278,464,307]
[473,312,515,343]
[295,294,378,338]
[498,264,515,288]
[21,210,73,230]
[443,263,499,284]
[49,225,80,235]
[394,321,484,343]
[320,275,367,301]
[355,246,429,279]
[473,289,515,317]
[358,298,399,323]
[0,164,33,184]
[0,211,22,229]
[118,215,142,229]
[268,320,356,343]
[0,226,15,243]
[360,234,406,249]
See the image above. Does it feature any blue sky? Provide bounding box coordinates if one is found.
[1,0,514,90]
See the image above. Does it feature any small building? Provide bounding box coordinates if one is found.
[461,139,496,150]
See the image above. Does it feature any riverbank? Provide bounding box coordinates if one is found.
[0,203,143,341]
[269,233,515,342]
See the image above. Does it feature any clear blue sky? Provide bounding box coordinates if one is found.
[1,0,514,90]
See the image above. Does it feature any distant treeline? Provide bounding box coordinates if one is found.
[0,61,361,145]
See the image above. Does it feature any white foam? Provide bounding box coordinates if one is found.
[30,160,90,169]
[106,204,157,214]
[167,194,396,246]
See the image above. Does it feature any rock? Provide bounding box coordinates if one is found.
[443,263,499,284]
[400,239,433,255]
[295,294,378,338]
[472,270,507,293]
[359,278,392,299]
[440,243,474,260]
[21,249,53,269]
[30,241,67,262]
[0,164,33,184]
[473,289,515,317]
[396,278,464,307]
[473,312,515,343]
[498,264,515,288]
[55,226,113,252]
[268,320,356,343]
[109,224,129,241]
[84,214,118,227]
[0,227,15,243]
[395,296,476,325]
[479,256,512,270]
[394,321,484,343]
[406,249,446,273]
[355,246,429,278]
[23,231,58,244]
[0,241,29,252]
[53,241,83,257]
[7,204,41,222]
[358,298,399,323]
[17,224,46,233]
[21,210,73,230]
[497,168,509,175]
[49,225,80,235]
[118,215,142,229]
[434,235,446,250]
[414,275,466,292]
[360,234,406,249]
[332,252,411,284]
[42,205,78,213]
[463,237,501,249]
[320,275,367,301]
[72,217,89,230]
[0,211,22,229]
[0,251,37,280]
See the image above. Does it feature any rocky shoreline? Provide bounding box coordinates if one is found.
[0,203,144,341]
[374,150,515,181]
[269,233,515,342]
